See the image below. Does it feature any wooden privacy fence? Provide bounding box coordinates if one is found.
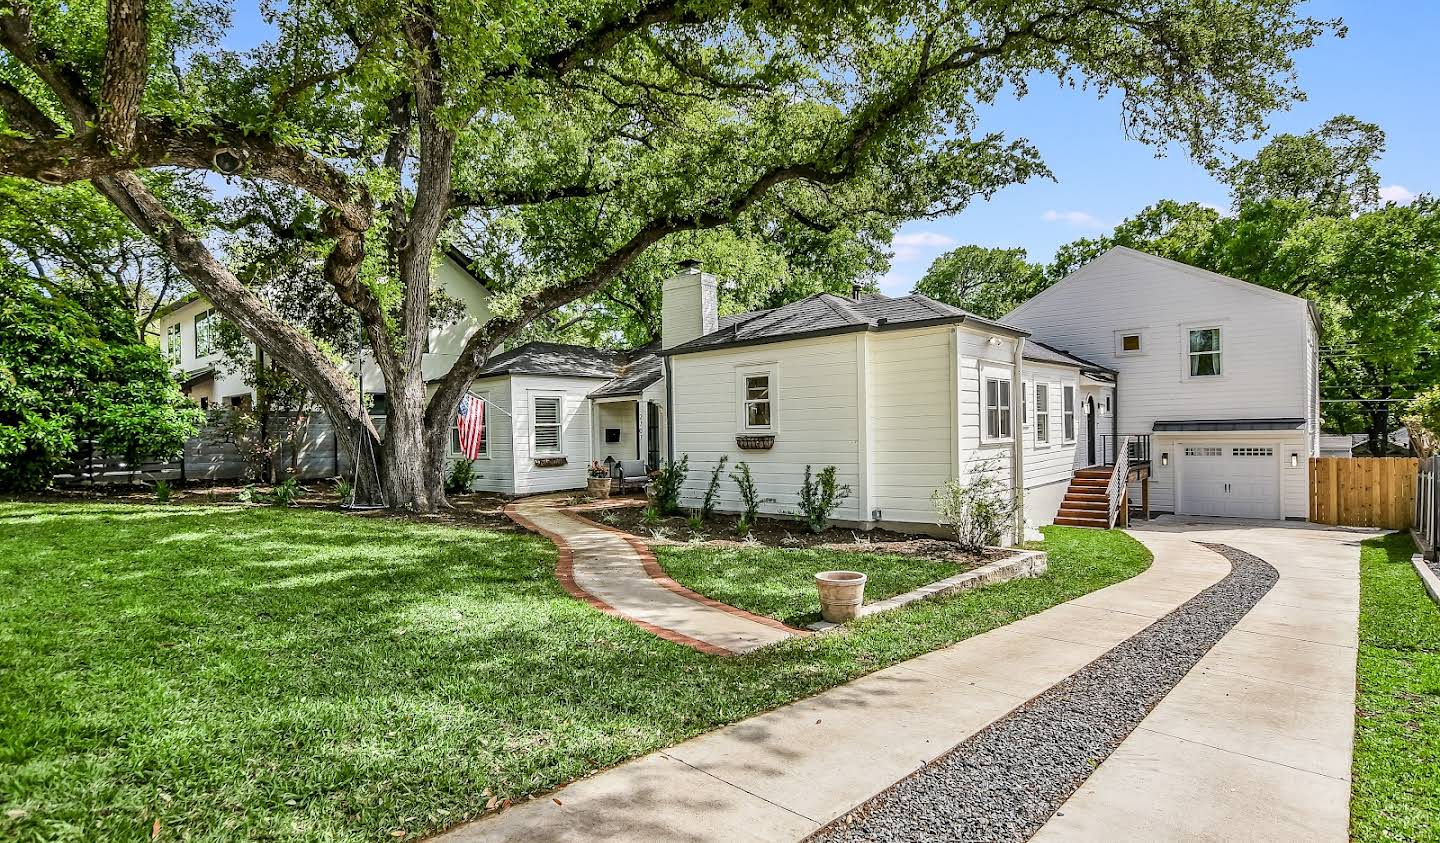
[1309,456,1418,529]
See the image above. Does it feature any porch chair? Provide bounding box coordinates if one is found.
[612,459,651,494]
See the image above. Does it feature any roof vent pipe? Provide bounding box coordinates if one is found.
[851,282,864,301]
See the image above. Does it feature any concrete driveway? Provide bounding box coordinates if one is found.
[1034,516,1373,842]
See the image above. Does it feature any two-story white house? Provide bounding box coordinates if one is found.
[1003,246,1321,521]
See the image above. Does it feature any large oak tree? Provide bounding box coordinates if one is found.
[0,0,1333,509]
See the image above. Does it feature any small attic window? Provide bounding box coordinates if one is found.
[1116,330,1144,355]
[1121,334,1141,351]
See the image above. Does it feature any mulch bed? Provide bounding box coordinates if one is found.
[583,503,1002,565]
[9,483,518,531]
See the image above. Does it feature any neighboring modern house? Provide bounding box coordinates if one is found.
[150,247,493,412]
[1003,246,1322,521]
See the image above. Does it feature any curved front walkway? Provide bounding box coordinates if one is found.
[438,522,1234,843]
[506,495,796,655]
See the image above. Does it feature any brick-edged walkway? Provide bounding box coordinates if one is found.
[506,495,797,655]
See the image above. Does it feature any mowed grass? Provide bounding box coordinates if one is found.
[1352,532,1440,842]
[654,545,966,626]
[0,505,1150,842]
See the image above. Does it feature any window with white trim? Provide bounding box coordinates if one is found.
[450,393,488,457]
[1232,447,1273,457]
[165,323,182,366]
[1035,383,1050,444]
[1062,385,1076,442]
[194,308,216,357]
[1115,330,1144,356]
[1185,446,1222,457]
[531,396,563,455]
[984,377,1012,441]
[741,372,773,430]
[1188,327,1222,376]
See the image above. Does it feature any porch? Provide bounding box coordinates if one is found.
[1056,434,1153,528]
[589,395,666,474]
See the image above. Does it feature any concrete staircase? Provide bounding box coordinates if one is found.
[1054,467,1114,528]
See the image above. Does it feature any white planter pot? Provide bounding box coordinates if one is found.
[815,570,867,623]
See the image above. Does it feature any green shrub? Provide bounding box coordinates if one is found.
[687,510,705,532]
[445,459,478,495]
[650,454,689,516]
[641,506,662,528]
[700,455,729,519]
[931,462,1018,551]
[237,484,257,503]
[797,465,851,534]
[728,461,773,535]
[335,478,354,504]
[153,479,172,503]
[268,477,301,506]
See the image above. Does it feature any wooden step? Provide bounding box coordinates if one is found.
[1058,506,1109,520]
[1063,491,1108,503]
[1071,478,1109,489]
[1054,515,1111,528]
[1074,468,1114,479]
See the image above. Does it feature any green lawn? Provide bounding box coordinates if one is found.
[1352,532,1440,842]
[654,545,967,626]
[0,505,1149,842]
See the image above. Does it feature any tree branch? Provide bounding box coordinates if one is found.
[99,0,148,153]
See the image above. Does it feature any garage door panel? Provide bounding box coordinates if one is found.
[1179,443,1280,520]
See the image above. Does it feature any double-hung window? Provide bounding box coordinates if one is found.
[1188,327,1222,377]
[984,377,1012,441]
[194,308,216,357]
[532,396,563,455]
[1035,383,1050,445]
[742,372,773,430]
[165,323,182,366]
[1062,385,1076,443]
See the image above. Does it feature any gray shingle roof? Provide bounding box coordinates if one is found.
[587,353,663,398]
[476,342,627,378]
[1024,340,1116,374]
[660,292,1024,356]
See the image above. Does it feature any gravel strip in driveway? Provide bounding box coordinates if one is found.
[808,542,1278,843]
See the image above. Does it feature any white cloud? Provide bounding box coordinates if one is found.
[1041,209,1104,228]
[889,230,957,261]
[1380,184,1416,205]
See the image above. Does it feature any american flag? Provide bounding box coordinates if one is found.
[456,392,486,459]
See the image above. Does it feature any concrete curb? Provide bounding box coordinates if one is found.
[807,549,1049,631]
[1412,553,1440,607]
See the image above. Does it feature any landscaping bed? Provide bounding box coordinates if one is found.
[588,504,1004,565]
[0,505,1148,842]
[1351,532,1440,842]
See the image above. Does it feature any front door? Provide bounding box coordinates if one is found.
[1086,396,1097,465]
[646,402,661,470]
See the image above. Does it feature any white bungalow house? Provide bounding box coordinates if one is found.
[154,244,1319,533]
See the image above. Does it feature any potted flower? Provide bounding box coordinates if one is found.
[586,461,613,498]
[814,570,867,622]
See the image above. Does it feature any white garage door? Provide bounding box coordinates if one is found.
[1179,444,1281,519]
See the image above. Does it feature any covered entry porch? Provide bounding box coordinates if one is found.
[588,394,667,473]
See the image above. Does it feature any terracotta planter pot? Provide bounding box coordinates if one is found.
[815,570,867,623]
[586,477,613,498]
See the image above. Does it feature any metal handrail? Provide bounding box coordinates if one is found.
[1098,433,1151,466]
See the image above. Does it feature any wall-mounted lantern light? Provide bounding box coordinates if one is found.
[1160,452,1169,467]
[1290,452,1300,468]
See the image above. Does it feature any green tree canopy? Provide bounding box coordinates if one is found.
[913,245,1047,319]
[0,265,202,490]
[1221,114,1384,215]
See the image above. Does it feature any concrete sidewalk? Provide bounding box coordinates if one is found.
[436,527,1231,842]
[1032,518,1367,843]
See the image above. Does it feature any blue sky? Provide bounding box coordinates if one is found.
[883,2,1440,293]
[221,3,1436,295]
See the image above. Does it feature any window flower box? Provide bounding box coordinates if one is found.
[735,434,775,450]
[533,456,568,468]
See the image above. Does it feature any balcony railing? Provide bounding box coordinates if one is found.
[1097,434,1151,467]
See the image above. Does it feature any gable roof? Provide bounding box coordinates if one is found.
[660,292,1025,356]
[1011,246,1320,331]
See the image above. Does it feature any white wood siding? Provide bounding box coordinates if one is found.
[1004,248,1317,517]
[868,328,954,524]
[593,400,641,465]
[509,375,604,494]
[670,333,864,522]
[456,375,515,494]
